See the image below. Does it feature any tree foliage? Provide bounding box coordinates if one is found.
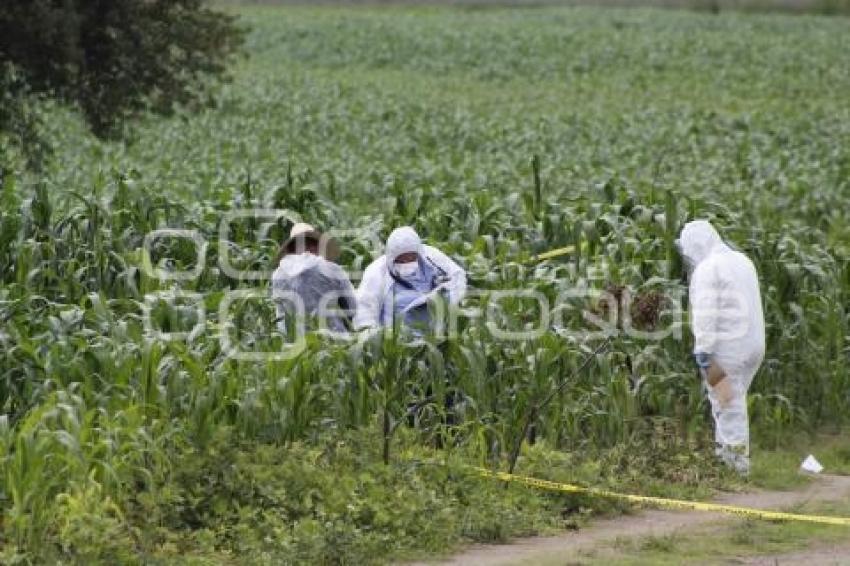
[0,0,244,147]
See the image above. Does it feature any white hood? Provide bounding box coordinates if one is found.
[385,226,422,267]
[678,220,730,268]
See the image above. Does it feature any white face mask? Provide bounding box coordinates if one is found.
[395,261,420,279]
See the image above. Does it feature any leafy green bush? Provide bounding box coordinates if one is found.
[0,0,245,163]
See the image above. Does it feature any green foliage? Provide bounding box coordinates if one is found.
[0,64,53,173]
[55,482,139,565]
[154,429,558,563]
[0,426,564,564]
[0,0,245,150]
[0,4,848,563]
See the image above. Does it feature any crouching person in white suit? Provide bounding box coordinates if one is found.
[354,226,466,333]
[271,223,356,337]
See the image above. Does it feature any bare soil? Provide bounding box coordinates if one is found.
[406,474,850,566]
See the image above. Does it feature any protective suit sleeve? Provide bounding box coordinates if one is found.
[422,245,467,304]
[690,259,721,356]
[353,258,387,329]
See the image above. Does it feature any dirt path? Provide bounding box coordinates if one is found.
[407,474,850,566]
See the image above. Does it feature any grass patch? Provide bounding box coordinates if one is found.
[751,431,850,490]
[586,499,850,565]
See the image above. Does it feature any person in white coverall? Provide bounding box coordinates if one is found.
[271,223,356,335]
[677,220,765,475]
[354,226,466,332]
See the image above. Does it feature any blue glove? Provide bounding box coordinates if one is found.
[694,352,711,369]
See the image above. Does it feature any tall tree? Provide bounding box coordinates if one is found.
[0,0,244,160]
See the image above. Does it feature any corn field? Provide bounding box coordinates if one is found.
[0,4,848,563]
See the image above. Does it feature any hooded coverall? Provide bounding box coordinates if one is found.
[354,226,466,330]
[678,220,765,474]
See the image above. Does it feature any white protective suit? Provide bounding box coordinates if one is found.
[271,253,356,335]
[354,227,467,330]
[678,220,765,474]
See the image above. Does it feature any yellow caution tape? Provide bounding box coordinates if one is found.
[474,467,850,527]
[533,245,575,262]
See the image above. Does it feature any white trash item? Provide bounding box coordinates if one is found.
[800,454,824,474]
